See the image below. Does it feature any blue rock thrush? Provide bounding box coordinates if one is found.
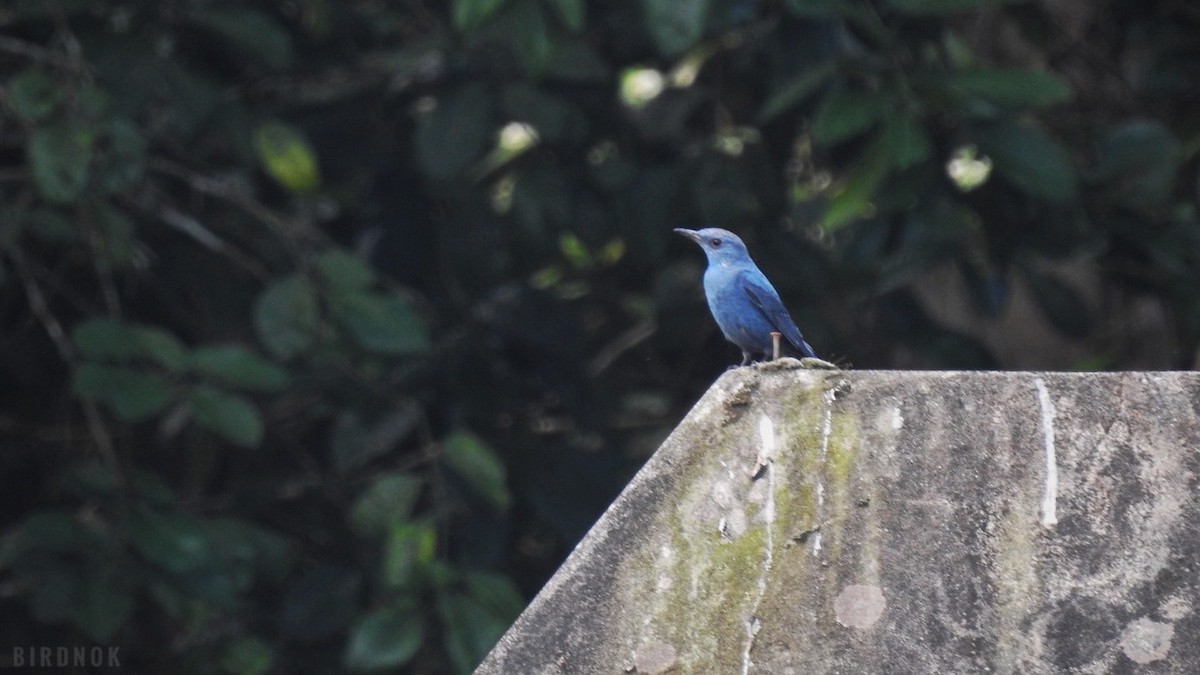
[675,228,818,366]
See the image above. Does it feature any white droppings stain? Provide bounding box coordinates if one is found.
[834,584,886,629]
[1034,378,1059,527]
[891,406,904,430]
[1120,617,1174,664]
[814,389,834,556]
[741,415,779,675]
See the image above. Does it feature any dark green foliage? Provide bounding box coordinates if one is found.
[2,0,1200,672]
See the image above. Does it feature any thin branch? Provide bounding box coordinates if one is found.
[588,317,658,376]
[8,249,123,483]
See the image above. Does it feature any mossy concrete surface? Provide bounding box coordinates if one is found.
[476,366,1200,674]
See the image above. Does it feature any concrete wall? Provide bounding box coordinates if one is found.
[478,366,1200,674]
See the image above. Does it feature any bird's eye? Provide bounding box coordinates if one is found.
[710,238,722,247]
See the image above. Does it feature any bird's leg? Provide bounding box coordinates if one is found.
[740,349,753,367]
[770,331,781,361]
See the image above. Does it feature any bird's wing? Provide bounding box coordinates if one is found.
[739,270,817,358]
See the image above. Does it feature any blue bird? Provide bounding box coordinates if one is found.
[675,228,818,366]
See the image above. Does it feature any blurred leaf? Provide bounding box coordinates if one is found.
[887,0,1018,14]
[1023,267,1094,339]
[73,317,187,370]
[884,114,933,169]
[784,0,856,17]
[442,430,510,510]
[454,0,510,31]
[29,121,95,203]
[254,275,320,359]
[810,87,888,145]
[94,203,138,267]
[383,522,437,588]
[642,0,710,57]
[823,132,891,230]
[71,575,134,642]
[189,7,294,69]
[331,292,431,355]
[1090,120,1179,208]
[545,0,585,31]
[314,250,375,292]
[221,637,274,675]
[189,385,264,448]
[279,566,360,640]
[975,121,1077,201]
[254,121,320,193]
[333,402,423,473]
[344,604,423,671]
[98,117,147,193]
[416,83,492,180]
[7,68,62,121]
[351,473,423,536]
[507,0,555,75]
[438,576,521,675]
[188,345,288,393]
[73,363,174,422]
[934,68,1071,108]
[758,62,836,123]
[558,231,592,268]
[128,507,210,574]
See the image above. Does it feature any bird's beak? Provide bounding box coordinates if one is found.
[674,228,702,244]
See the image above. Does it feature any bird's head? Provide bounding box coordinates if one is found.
[673,228,751,266]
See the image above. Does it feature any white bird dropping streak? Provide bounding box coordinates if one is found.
[1034,378,1059,527]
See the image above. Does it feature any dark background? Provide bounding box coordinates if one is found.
[1,0,1198,672]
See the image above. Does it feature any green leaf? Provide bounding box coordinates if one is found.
[189,385,264,448]
[72,318,188,369]
[7,68,63,121]
[784,0,859,17]
[188,345,288,392]
[438,582,518,675]
[189,7,294,69]
[810,87,888,145]
[883,114,933,169]
[72,576,134,642]
[73,363,175,422]
[503,0,555,76]
[935,68,1071,108]
[221,637,275,675]
[442,430,510,510]
[822,132,891,230]
[97,117,147,194]
[254,275,320,359]
[454,0,510,31]
[127,507,210,573]
[254,121,320,193]
[887,0,1019,14]
[416,83,493,181]
[642,0,710,57]
[758,62,836,124]
[1090,120,1179,208]
[344,604,423,671]
[331,292,431,355]
[975,121,1077,201]
[545,0,585,31]
[29,121,95,203]
[351,473,423,536]
[94,203,139,268]
[383,521,436,588]
[314,250,375,292]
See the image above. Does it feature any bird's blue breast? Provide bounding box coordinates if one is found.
[703,265,776,353]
